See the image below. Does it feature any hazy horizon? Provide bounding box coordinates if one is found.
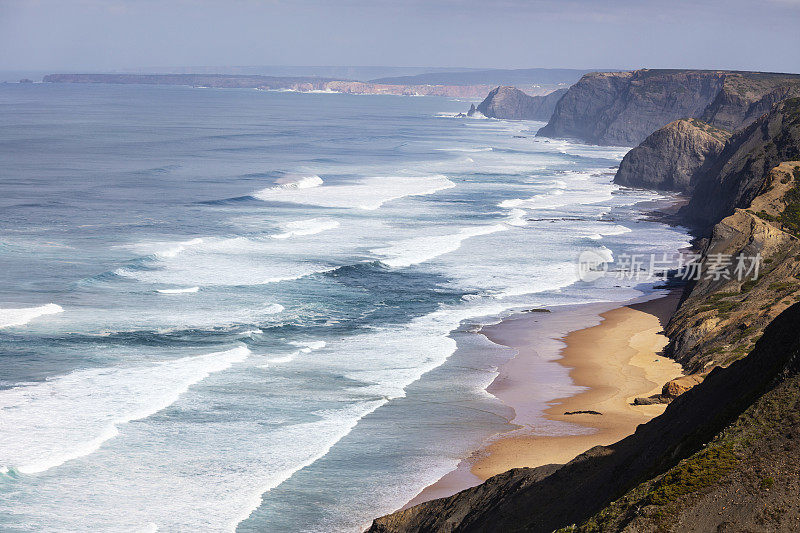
[2,0,799,74]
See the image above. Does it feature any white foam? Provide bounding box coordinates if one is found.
[0,303,64,328]
[435,146,493,152]
[271,175,324,190]
[260,340,325,366]
[253,175,456,210]
[260,304,285,314]
[271,218,340,239]
[156,287,200,294]
[289,340,327,352]
[371,224,509,268]
[499,171,613,210]
[154,238,204,259]
[0,346,250,474]
[585,224,632,240]
[116,236,334,287]
[230,400,387,529]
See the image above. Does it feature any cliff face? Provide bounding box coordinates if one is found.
[701,74,800,131]
[367,303,800,532]
[614,119,730,193]
[537,70,726,145]
[473,86,567,121]
[537,70,800,146]
[665,161,800,373]
[682,98,800,230]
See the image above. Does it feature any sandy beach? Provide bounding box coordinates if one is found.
[406,291,683,507]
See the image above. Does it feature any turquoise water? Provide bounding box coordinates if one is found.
[0,83,688,531]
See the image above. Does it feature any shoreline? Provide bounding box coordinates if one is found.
[405,290,683,507]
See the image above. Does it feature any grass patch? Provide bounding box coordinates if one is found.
[741,278,759,292]
[768,281,798,293]
[646,443,738,507]
[757,210,778,222]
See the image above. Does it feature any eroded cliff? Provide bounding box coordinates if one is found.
[537,70,800,146]
[472,86,567,121]
[614,119,730,193]
[682,98,800,230]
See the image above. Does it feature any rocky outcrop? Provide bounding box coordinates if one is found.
[682,98,800,231]
[700,73,800,131]
[666,160,800,373]
[663,373,705,396]
[367,303,800,532]
[472,86,567,121]
[537,70,800,146]
[635,373,707,405]
[614,119,730,193]
[537,70,726,145]
[573,320,800,533]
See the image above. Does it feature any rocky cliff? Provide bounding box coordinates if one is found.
[665,161,800,372]
[471,86,567,121]
[614,119,730,193]
[368,96,800,533]
[681,98,800,231]
[537,69,800,146]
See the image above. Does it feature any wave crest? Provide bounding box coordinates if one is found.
[0,303,64,328]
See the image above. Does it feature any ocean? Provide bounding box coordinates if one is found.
[0,83,689,532]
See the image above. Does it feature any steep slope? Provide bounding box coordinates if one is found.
[682,98,800,230]
[537,70,726,145]
[614,119,730,193]
[700,73,800,131]
[537,70,800,146]
[472,86,567,120]
[666,161,800,373]
[367,303,800,533]
[567,339,800,533]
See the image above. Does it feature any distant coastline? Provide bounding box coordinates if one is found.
[40,72,568,98]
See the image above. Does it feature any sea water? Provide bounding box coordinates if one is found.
[0,83,689,532]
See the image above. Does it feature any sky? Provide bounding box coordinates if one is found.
[2,0,799,73]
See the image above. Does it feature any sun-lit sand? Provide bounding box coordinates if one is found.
[406,292,683,507]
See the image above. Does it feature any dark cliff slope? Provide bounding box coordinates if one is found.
[614,119,730,193]
[473,86,567,120]
[367,304,800,533]
[537,70,800,146]
[566,316,800,532]
[682,98,800,231]
[666,161,800,374]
